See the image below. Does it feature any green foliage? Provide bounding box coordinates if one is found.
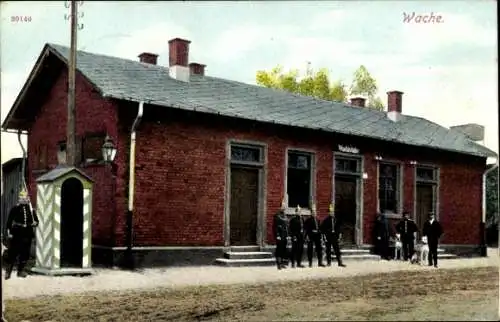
[256,64,383,110]
[486,167,499,227]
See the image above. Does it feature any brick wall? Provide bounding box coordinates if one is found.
[26,71,486,248]
[120,106,486,247]
[27,67,120,246]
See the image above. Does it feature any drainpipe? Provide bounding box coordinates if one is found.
[481,159,498,257]
[125,101,144,269]
[17,131,32,212]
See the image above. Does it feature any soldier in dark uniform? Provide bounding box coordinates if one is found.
[5,189,38,279]
[395,211,418,261]
[304,204,325,267]
[374,212,391,260]
[273,200,289,270]
[289,205,306,268]
[423,212,443,268]
[321,204,346,267]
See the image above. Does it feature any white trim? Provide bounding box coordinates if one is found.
[225,139,267,247]
[333,152,365,245]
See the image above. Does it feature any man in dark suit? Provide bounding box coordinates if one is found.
[374,212,391,260]
[321,204,346,267]
[304,204,325,267]
[423,212,443,267]
[289,205,306,268]
[273,199,289,270]
[396,211,418,261]
[5,189,38,279]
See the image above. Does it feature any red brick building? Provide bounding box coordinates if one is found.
[2,38,496,266]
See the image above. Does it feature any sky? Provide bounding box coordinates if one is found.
[0,1,498,164]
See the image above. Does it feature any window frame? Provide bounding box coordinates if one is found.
[35,144,48,170]
[377,160,403,215]
[414,164,440,219]
[284,148,316,215]
[229,144,264,166]
[81,132,106,164]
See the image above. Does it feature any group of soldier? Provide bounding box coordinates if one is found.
[273,201,346,270]
[374,210,443,267]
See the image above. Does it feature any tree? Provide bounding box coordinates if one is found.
[256,64,348,102]
[350,65,384,111]
[486,167,498,245]
[256,64,382,110]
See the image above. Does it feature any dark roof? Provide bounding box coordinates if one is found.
[3,43,497,158]
[36,165,93,183]
[2,158,24,171]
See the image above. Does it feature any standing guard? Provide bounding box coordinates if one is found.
[321,204,346,267]
[374,212,391,260]
[273,199,289,270]
[304,204,325,267]
[289,205,306,268]
[396,211,418,261]
[423,212,443,268]
[4,189,39,279]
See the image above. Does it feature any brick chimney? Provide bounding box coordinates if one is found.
[189,63,206,76]
[387,90,403,122]
[350,97,366,108]
[168,38,191,82]
[168,38,190,67]
[138,52,158,65]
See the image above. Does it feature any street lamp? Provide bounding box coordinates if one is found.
[102,135,117,163]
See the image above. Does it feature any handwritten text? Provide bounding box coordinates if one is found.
[403,12,443,24]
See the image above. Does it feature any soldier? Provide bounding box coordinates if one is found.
[423,212,443,268]
[374,212,391,260]
[273,199,289,270]
[289,205,306,268]
[395,211,418,261]
[304,204,325,267]
[321,204,346,267]
[4,189,38,279]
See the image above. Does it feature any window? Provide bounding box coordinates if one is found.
[231,145,261,163]
[335,157,360,174]
[287,151,313,208]
[416,167,437,182]
[82,134,106,163]
[35,144,48,169]
[378,162,400,213]
[57,141,67,164]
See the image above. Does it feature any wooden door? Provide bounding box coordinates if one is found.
[334,176,357,245]
[230,167,259,245]
[416,183,435,238]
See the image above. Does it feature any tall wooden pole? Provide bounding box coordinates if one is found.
[66,0,78,166]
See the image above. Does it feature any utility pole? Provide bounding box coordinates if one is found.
[66,0,80,166]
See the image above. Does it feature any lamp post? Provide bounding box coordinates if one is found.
[102,135,117,266]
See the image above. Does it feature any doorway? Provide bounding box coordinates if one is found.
[60,178,84,267]
[415,183,435,238]
[229,167,259,246]
[334,175,358,245]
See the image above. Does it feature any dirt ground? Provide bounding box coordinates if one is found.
[5,266,498,321]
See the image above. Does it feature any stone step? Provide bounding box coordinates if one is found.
[224,251,274,260]
[229,246,260,253]
[214,258,276,267]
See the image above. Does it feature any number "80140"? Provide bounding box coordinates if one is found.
[11,16,32,22]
